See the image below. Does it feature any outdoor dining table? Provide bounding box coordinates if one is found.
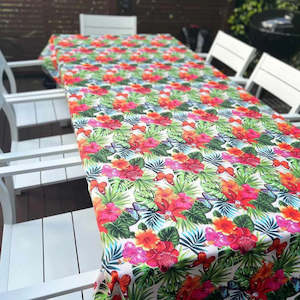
[40,34,300,300]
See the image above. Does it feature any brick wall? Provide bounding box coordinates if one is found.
[0,0,234,61]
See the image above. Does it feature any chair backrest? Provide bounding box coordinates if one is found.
[0,51,17,94]
[206,31,256,78]
[79,14,137,36]
[245,53,300,114]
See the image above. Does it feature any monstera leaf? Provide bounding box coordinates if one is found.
[206,138,225,151]
[129,157,145,168]
[105,211,137,239]
[251,192,279,213]
[233,215,254,232]
[90,148,112,162]
[183,201,211,224]
[151,143,172,156]
[158,227,180,247]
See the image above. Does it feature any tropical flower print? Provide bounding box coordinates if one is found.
[40,34,300,300]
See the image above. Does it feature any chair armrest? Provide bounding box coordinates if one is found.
[0,270,97,300]
[5,91,66,104]
[197,53,208,57]
[7,59,43,68]
[281,113,300,121]
[0,156,81,177]
[230,76,249,85]
[5,88,64,98]
[0,144,78,163]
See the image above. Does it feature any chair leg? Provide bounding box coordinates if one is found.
[256,86,262,98]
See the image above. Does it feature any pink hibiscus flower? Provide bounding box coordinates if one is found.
[205,227,229,247]
[122,242,147,264]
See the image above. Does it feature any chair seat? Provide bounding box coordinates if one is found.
[3,207,101,299]
[10,133,85,191]
[13,97,70,128]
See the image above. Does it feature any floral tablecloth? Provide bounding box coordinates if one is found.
[40,34,300,300]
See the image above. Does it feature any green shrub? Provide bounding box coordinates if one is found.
[228,0,300,41]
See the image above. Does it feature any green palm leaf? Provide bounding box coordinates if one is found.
[127,283,153,300]
[101,187,129,207]
[273,247,300,275]
[172,173,200,197]
[180,228,206,254]
[200,262,231,285]
[102,242,122,273]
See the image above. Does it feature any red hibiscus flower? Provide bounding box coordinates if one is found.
[100,118,122,130]
[181,159,204,173]
[170,82,191,91]
[239,92,260,104]
[146,241,179,271]
[119,165,143,181]
[156,199,188,222]
[142,47,158,53]
[119,63,137,71]
[237,153,260,167]
[192,109,218,122]
[222,180,258,210]
[227,227,257,253]
[90,40,107,47]
[177,277,215,300]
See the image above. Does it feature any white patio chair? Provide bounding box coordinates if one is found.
[199,31,256,83]
[0,170,101,300]
[0,89,101,299]
[0,50,69,129]
[79,14,137,35]
[0,91,85,195]
[245,53,300,127]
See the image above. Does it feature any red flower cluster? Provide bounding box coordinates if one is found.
[129,134,159,153]
[142,71,163,83]
[103,72,124,84]
[248,263,287,300]
[232,126,260,143]
[85,85,109,95]
[146,241,179,271]
[233,106,262,119]
[158,97,183,110]
[141,112,172,126]
[69,101,90,116]
[277,122,300,139]
[190,109,219,122]
[200,95,224,107]
[119,165,144,181]
[239,92,260,104]
[183,130,212,148]
[169,82,191,92]
[222,180,258,210]
[227,227,258,253]
[177,276,215,300]
[113,98,137,112]
[96,115,122,130]
[155,188,195,222]
[152,62,172,70]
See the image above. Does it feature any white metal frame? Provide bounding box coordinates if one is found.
[199,31,256,83]
[79,14,137,35]
[245,53,300,125]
